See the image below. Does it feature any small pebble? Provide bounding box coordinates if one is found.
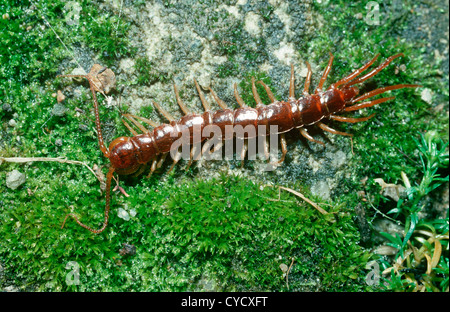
[51,103,67,116]
[421,88,433,104]
[79,124,88,131]
[118,208,130,221]
[6,170,26,190]
[2,103,12,112]
[279,263,288,273]
[57,90,66,103]
[8,119,17,127]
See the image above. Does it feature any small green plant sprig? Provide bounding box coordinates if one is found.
[380,131,449,291]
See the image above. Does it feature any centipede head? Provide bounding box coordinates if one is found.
[108,136,141,175]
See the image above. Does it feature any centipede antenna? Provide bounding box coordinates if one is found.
[258,81,277,103]
[58,73,110,158]
[303,61,312,95]
[61,166,115,233]
[251,77,263,105]
[331,53,380,89]
[174,84,191,115]
[315,52,334,93]
[56,74,106,97]
[234,83,246,107]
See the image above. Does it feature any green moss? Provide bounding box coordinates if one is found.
[238,71,275,107]
[133,57,173,86]
[214,19,268,78]
[0,169,371,291]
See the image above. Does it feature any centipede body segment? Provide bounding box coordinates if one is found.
[58,52,420,233]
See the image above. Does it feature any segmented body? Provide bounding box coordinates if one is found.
[59,52,420,233]
[109,88,350,174]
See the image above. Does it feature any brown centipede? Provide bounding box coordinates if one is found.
[58,52,420,233]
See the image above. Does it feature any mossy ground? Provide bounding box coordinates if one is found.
[0,1,448,291]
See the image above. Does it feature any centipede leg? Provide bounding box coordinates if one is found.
[122,118,139,136]
[209,140,224,155]
[123,114,149,134]
[146,159,158,178]
[344,96,395,112]
[123,113,158,128]
[299,128,325,146]
[168,147,182,173]
[153,101,175,122]
[252,77,263,105]
[146,153,167,178]
[132,165,147,177]
[345,53,404,87]
[258,81,277,102]
[234,83,247,107]
[174,84,191,115]
[194,79,211,111]
[278,134,287,164]
[186,144,200,171]
[331,53,380,89]
[317,122,353,137]
[262,136,270,161]
[201,139,213,159]
[303,61,312,95]
[315,52,334,93]
[157,153,167,168]
[208,87,228,109]
[240,139,248,168]
[329,113,376,123]
[61,166,115,233]
[350,84,421,103]
[289,64,296,99]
